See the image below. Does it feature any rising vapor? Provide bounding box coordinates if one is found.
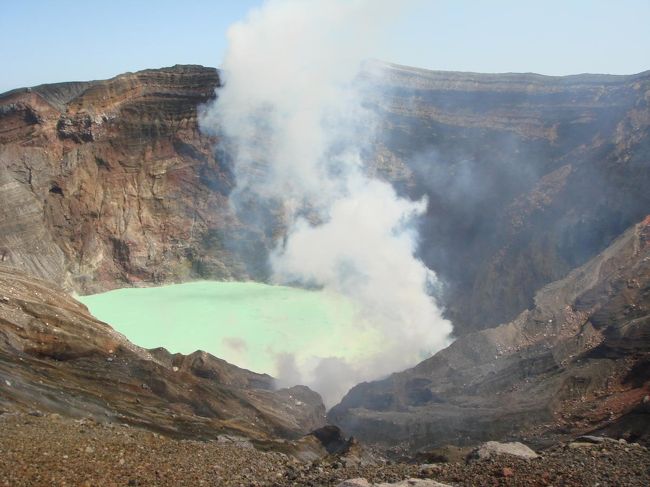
[200,0,452,406]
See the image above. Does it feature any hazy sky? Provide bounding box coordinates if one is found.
[1,0,649,93]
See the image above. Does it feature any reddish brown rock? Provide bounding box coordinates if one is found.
[0,265,325,439]
[0,65,255,295]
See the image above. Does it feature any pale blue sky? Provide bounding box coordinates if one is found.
[1,0,649,93]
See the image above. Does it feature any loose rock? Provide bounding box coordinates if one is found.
[469,441,538,460]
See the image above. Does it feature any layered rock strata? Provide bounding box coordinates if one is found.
[329,217,650,449]
[0,265,325,439]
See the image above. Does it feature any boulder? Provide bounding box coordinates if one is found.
[337,480,452,487]
[469,441,538,460]
[376,480,452,487]
[575,435,607,444]
[337,480,372,487]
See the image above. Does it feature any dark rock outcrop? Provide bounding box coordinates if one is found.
[368,63,650,333]
[329,217,650,449]
[0,265,325,439]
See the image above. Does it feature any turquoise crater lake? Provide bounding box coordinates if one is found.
[78,281,381,377]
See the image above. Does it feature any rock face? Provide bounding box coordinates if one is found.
[1,64,649,336]
[0,265,325,439]
[368,64,650,333]
[0,65,254,295]
[328,217,650,449]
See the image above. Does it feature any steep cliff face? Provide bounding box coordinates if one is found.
[0,65,248,294]
[369,64,650,333]
[1,64,649,334]
[328,217,650,449]
[0,265,325,439]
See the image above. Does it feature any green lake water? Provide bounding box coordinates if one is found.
[78,281,380,376]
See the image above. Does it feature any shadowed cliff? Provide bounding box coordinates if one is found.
[367,63,650,333]
[328,216,650,449]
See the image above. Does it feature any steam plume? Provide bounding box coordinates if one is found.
[201,0,452,406]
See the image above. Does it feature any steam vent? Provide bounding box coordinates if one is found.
[1,1,649,485]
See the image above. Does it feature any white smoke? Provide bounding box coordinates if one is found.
[201,0,452,406]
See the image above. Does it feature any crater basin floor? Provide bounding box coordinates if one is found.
[78,281,380,377]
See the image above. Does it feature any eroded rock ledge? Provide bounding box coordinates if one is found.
[0,265,325,439]
[329,217,650,449]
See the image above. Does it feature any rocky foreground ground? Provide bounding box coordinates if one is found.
[1,413,648,486]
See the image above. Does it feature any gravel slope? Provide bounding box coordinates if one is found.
[1,413,649,486]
